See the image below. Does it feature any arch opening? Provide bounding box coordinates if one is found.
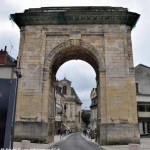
[48,41,100,133]
[56,60,97,109]
[54,60,97,133]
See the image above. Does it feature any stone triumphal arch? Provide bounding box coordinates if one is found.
[11,7,140,145]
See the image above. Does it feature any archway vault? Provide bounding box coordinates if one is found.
[46,39,102,81]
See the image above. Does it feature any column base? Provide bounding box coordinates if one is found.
[14,121,54,143]
[97,123,140,145]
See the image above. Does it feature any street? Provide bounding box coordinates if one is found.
[49,132,103,150]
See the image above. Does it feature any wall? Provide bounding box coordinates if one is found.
[15,24,139,144]
[135,65,150,94]
[0,67,13,79]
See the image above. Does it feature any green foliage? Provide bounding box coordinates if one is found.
[81,111,90,127]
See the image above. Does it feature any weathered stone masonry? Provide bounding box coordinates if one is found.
[11,6,140,144]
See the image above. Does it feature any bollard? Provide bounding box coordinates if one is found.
[129,144,140,150]
[21,140,30,149]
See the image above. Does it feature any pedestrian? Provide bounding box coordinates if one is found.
[57,128,60,135]
[83,129,87,136]
[64,128,66,135]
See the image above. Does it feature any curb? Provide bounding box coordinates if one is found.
[81,134,105,150]
[47,133,72,149]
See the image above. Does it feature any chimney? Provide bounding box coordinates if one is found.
[0,46,8,64]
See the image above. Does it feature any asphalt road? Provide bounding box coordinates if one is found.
[49,132,103,150]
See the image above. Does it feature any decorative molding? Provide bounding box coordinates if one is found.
[10,6,140,29]
[45,32,104,36]
[20,116,38,121]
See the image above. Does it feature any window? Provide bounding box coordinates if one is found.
[56,86,61,94]
[64,105,67,111]
[138,105,150,112]
[138,105,145,112]
[146,105,150,112]
[135,83,139,93]
[63,86,67,94]
[79,111,80,122]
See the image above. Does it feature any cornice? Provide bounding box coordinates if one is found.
[10,6,140,29]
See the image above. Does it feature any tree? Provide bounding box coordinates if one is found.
[81,111,90,128]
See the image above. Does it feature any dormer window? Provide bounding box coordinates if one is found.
[56,86,61,94]
[63,86,67,94]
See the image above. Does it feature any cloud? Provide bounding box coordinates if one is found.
[131,1,150,66]
[0,20,19,58]
[0,0,22,21]
[56,60,96,108]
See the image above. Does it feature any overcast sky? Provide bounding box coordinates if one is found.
[0,0,150,109]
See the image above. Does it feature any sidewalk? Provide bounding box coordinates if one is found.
[13,134,71,149]
[82,134,150,150]
[14,134,150,150]
[101,138,150,150]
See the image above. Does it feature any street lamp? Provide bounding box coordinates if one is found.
[14,67,22,78]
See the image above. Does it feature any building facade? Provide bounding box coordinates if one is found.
[54,90,66,134]
[55,78,82,132]
[89,64,150,136]
[90,88,97,130]
[0,47,16,79]
[135,64,150,136]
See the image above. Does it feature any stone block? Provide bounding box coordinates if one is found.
[129,144,140,150]
[21,140,30,149]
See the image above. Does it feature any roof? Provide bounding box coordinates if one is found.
[135,64,150,70]
[10,6,140,29]
[71,87,82,104]
[0,54,17,67]
[59,77,72,84]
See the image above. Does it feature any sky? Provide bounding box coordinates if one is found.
[0,0,150,109]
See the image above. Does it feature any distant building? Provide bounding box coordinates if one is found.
[0,46,17,78]
[135,64,150,136]
[90,88,97,130]
[54,89,66,134]
[55,78,82,132]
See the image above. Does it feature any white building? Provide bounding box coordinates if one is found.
[90,88,97,130]
[0,47,16,79]
[54,90,66,134]
[55,78,82,132]
[135,64,150,136]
